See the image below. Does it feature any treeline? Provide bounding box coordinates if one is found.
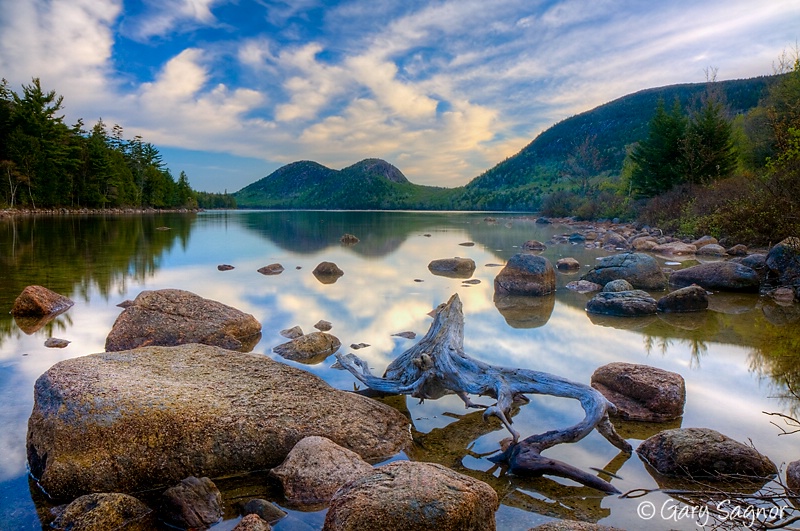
[0,78,235,210]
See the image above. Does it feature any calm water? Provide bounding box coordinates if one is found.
[0,210,798,530]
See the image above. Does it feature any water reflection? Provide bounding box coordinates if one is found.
[1,211,799,530]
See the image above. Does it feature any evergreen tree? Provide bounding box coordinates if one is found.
[629,99,687,197]
[681,98,737,184]
[176,171,197,207]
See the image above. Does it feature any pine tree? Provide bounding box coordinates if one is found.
[681,98,737,184]
[629,99,687,197]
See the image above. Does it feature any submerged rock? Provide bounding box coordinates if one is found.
[522,240,547,252]
[26,344,410,500]
[11,285,74,317]
[273,331,341,364]
[258,263,285,275]
[104,289,262,352]
[322,461,498,531]
[428,257,476,278]
[637,428,777,479]
[242,499,287,524]
[591,362,685,422]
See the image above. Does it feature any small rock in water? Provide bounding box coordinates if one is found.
[44,337,70,348]
[280,326,304,339]
[350,343,370,350]
[217,264,235,271]
[258,263,284,275]
[314,320,333,331]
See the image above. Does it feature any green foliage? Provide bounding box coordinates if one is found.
[0,78,200,210]
[196,191,236,209]
[682,98,738,184]
[629,99,688,197]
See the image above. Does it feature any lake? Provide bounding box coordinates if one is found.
[1,210,798,530]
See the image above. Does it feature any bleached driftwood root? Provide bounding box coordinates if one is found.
[334,293,632,493]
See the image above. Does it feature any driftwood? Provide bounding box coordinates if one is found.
[335,293,632,493]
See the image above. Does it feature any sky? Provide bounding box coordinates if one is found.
[1,1,799,193]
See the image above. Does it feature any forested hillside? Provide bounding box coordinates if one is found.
[454,76,773,210]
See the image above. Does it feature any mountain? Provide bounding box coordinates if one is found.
[234,157,456,209]
[235,76,776,210]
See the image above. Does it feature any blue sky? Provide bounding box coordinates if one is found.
[1,1,798,193]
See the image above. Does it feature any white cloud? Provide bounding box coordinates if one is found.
[0,0,120,99]
[122,0,224,41]
[134,49,265,147]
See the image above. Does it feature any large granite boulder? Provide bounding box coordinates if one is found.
[50,492,155,531]
[591,363,685,422]
[322,461,498,531]
[656,285,709,313]
[765,237,800,287]
[581,253,667,291]
[585,290,658,317]
[105,289,262,352]
[269,436,374,506]
[26,344,410,500]
[668,262,760,292]
[494,254,555,296]
[637,428,777,479]
[11,285,74,316]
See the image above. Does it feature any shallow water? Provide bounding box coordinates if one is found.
[0,210,798,530]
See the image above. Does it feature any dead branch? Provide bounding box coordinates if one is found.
[335,293,632,494]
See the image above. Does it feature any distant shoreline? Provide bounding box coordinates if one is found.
[0,207,204,217]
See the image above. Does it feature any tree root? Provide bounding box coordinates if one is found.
[335,293,632,493]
